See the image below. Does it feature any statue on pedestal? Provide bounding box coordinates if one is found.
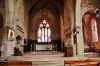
[13,36,22,56]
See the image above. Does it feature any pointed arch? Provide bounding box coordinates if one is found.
[82,10,98,45]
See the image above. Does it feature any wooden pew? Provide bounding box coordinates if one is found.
[64,60,87,66]
[64,59,99,66]
[70,62,98,66]
[87,62,99,66]
[0,60,32,66]
[7,60,32,66]
[86,58,100,66]
[87,58,100,62]
[70,63,87,66]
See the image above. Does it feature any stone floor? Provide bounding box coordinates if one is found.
[2,51,100,66]
[6,51,88,61]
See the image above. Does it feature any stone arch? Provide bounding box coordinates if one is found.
[28,0,60,41]
[29,8,56,40]
[82,10,96,45]
[25,0,62,51]
[82,9,100,50]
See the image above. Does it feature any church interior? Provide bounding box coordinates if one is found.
[0,0,100,66]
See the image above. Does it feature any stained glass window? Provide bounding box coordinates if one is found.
[37,20,51,42]
[91,18,98,42]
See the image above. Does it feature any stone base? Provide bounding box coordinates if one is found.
[13,47,22,56]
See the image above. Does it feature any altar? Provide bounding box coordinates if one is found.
[35,44,53,51]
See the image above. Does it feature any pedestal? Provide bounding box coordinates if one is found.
[13,47,22,56]
[64,46,73,57]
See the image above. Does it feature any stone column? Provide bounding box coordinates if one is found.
[60,14,64,51]
[66,0,76,56]
[75,0,84,56]
[64,0,77,57]
[4,0,15,57]
[4,0,24,57]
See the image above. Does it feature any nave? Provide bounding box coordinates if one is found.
[0,51,100,66]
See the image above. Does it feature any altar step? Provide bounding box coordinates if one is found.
[32,60,64,66]
[84,52,99,58]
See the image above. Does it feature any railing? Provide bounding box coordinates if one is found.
[30,44,57,52]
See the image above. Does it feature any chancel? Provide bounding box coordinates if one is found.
[0,0,100,66]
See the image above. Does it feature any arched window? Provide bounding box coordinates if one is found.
[37,20,51,42]
[91,18,98,42]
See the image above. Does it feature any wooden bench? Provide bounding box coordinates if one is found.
[8,60,32,66]
[64,60,87,66]
[87,62,99,66]
[87,58,100,62]
[70,63,87,66]
[0,60,32,66]
[64,59,100,66]
[70,63,97,66]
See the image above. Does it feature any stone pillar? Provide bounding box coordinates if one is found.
[65,0,76,56]
[4,0,15,57]
[75,0,84,56]
[4,0,24,57]
[13,0,24,54]
[60,14,64,51]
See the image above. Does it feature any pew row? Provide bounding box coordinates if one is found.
[64,59,100,66]
[70,62,98,66]
[0,60,32,66]
[87,58,100,62]
[64,60,87,66]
